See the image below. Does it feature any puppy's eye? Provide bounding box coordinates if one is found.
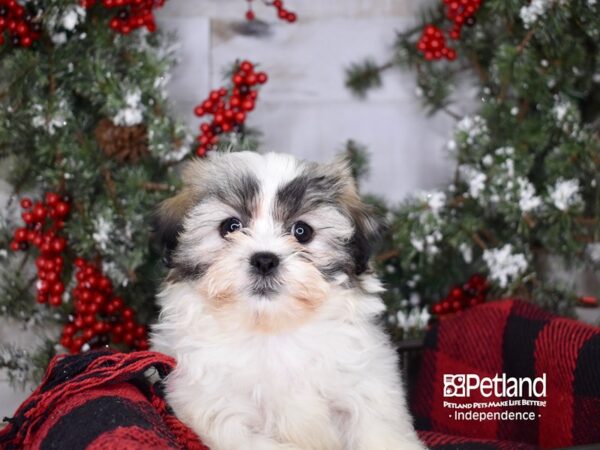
[220,217,243,237]
[291,221,313,243]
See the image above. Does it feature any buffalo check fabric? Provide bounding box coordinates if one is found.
[412,299,600,449]
[0,350,207,450]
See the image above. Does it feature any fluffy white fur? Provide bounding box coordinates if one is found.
[151,152,425,450]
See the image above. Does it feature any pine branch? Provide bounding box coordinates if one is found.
[345,59,393,98]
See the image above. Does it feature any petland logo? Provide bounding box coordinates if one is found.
[443,373,547,398]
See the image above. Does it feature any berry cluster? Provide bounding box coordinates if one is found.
[0,0,42,48]
[61,258,148,354]
[245,0,297,23]
[431,273,489,316]
[444,0,482,40]
[579,296,598,307]
[193,61,268,157]
[417,25,456,61]
[80,0,166,34]
[11,193,71,307]
[416,0,482,61]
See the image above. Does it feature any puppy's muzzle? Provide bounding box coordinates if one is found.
[250,252,279,276]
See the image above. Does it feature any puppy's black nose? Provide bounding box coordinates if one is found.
[250,252,279,276]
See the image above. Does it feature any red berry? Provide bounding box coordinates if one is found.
[233,111,245,123]
[21,35,32,47]
[256,72,268,84]
[83,314,95,325]
[135,325,146,338]
[14,228,27,242]
[51,282,65,295]
[81,289,92,302]
[54,201,70,218]
[240,61,254,73]
[146,20,157,33]
[124,320,136,332]
[60,336,73,348]
[63,324,77,336]
[92,292,105,306]
[73,337,84,352]
[38,279,49,293]
[49,295,62,307]
[22,212,35,224]
[449,287,464,301]
[245,10,255,21]
[123,333,135,346]
[112,297,124,311]
[46,271,59,283]
[51,237,66,253]
[122,307,134,320]
[20,198,32,209]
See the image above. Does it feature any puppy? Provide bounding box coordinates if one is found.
[151,151,425,450]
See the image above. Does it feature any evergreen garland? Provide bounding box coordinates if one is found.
[346,0,600,327]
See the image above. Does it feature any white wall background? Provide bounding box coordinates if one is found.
[159,0,457,203]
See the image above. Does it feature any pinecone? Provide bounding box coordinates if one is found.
[95,118,149,163]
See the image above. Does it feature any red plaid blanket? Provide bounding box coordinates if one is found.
[0,350,208,450]
[412,299,600,449]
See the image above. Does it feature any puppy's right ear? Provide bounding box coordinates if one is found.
[153,189,194,268]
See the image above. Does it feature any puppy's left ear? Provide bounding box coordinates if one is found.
[152,189,194,267]
[332,158,384,275]
[347,196,384,275]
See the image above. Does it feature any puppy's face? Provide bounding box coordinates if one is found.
[155,152,379,333]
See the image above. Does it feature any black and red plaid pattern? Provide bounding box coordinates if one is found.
[0,350,208,450]
[412,299,600,449]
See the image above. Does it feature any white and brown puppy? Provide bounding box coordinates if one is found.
[151,151,425,450]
